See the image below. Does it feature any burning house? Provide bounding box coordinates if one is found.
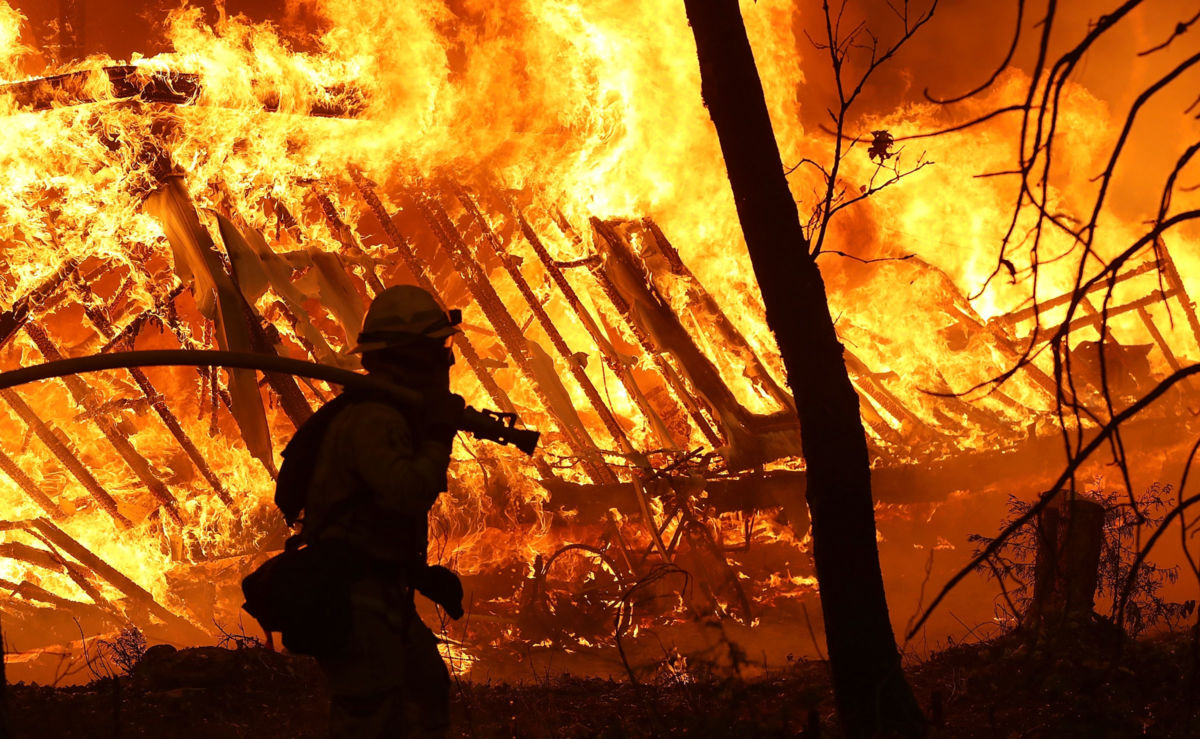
[0,0,1195,687]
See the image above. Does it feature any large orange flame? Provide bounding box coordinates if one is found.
[0,0,1194,679]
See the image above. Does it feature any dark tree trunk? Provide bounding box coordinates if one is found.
[1025,495,1106,631]
[0,612,9,739]
[683,3,925,736]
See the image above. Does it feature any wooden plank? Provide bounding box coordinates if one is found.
[0,389,130,527]
[509,201,679,450]
[0,65,362,118]
[32,518,209,641]
[452,184,634,457]
[0,447,66,520]
[23,322,181,523]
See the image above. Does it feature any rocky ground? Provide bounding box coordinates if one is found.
[3,627,1197,737]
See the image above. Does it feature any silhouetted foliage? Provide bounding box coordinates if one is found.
[98,627,148,677]
[970,483,1193,635]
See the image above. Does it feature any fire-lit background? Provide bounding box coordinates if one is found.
[0,0,1196,683]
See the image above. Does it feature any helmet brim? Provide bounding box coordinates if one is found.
[350,325,460,354]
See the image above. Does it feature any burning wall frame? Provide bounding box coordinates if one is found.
[0,64,1193,654]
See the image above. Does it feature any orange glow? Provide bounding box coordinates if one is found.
[0,0,1194,678]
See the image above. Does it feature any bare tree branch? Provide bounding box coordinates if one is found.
[924,0,1027,103]
[808,0,939,257]
[1138,10,1200,56]
[908,363,1200,639]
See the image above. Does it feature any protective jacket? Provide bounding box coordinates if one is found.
[301,397,451,566]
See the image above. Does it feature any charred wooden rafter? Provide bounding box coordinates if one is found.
[0,518,204,640]
[994,245,1200,380]
[842,350,934,443]
[22,322,182,523]
[450,184,636,459]
[508,201,680,450]
[556,214,724,449]
[112,255,237,415]
[992,260,1160,330]
[409,187,615,484]
[1047,289,1179,338]
[0,65,363,118]
[27,528,125,621]
[1136,305,1184,373]
[31,517,209,641]
[316,192,386,296]
[0,260,80,351]
[99,283,188,354]
[0,446,66,521]
[4,580,119,628]
[0,389,130,527]
[591,218,803,470]
[640,219,795,412]
[70,273,234,506]
[1156,240,1200,349]
[0,541,66,572]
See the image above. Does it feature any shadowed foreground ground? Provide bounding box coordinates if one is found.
[5,628,1197,737]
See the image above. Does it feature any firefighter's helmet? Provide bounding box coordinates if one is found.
[351,285,460,353]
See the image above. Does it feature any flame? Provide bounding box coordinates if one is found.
[0,0,1193,678]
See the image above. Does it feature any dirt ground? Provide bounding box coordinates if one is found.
[3,626,1197,738]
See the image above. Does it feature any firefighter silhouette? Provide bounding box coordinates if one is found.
[302,285,462,738]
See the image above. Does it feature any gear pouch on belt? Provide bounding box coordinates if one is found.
[241,539,354,657]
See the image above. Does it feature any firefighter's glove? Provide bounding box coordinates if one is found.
[423,392,466,446]
[414,564,465,620]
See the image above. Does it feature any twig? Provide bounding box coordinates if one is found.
[801,602,827,662]
[1139,10,1200,56]
[818,250,917,265]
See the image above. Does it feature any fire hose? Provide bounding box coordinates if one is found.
[0,349,539,455]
